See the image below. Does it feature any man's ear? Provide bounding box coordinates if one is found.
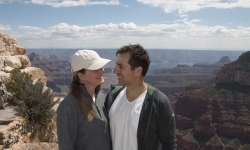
[135,66,143,76]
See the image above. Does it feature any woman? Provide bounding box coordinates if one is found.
[56,50,112,150]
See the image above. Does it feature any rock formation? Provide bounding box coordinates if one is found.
[27,52,71,95]
[27,52,117,95]
[0,31,47,85]
[0,30,49,148]
[26,49,244,99]
[170,51,250,149]
[216,51,250,92]
[0,31,26,56]
[145,56,232,96]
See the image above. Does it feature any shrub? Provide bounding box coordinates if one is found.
[20,58,29,69]
[220,136,230,145]
[226,138,241,149]
[242,144,250,150]
[6,68,59,141]
[6,68,33,100]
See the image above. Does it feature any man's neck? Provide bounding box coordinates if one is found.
[126,82,147,102]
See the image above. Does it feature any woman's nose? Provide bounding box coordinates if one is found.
[100,68,104,73]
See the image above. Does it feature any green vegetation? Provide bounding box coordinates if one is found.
[242,144,250,150]
[208,135,222,146]
[221,136,230,145]
[178,128,191,137]
[20,58,29,69]
[221,136,241,149]
[226,138,241,149]
[6,68,59,141]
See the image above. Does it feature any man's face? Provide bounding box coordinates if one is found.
[113,52,136,86]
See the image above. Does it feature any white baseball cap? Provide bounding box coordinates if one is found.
[71,50,111,72]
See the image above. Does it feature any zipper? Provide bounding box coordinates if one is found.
[94,103,102,118]
[79,84,102,119]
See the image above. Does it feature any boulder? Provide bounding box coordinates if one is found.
[21,67,47,85]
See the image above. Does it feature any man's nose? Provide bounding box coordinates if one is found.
[113,66,118,74]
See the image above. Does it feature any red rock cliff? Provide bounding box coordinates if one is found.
[170,51,250,150]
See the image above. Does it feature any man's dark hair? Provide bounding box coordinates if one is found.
[116,44,150,76]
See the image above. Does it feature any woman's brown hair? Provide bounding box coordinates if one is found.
[70,68,99,122]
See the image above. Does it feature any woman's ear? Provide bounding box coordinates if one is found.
[77,72,84,81]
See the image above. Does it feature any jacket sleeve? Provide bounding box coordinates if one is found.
[56,100,78,150]
[156,91,177,150]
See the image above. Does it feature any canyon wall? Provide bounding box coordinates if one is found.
[170,51,250,149]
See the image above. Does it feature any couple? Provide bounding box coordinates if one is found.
[56,44,177,150]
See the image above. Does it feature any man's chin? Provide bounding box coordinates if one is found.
[118,82,125,86]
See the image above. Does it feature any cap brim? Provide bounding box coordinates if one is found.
[87,58,111,70]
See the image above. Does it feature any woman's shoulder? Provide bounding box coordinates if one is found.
[57,94,78,109]
[97,91,106,97]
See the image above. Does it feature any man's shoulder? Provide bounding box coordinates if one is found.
[106,85,125,100]
[110,85,125,95]
[151,87,170,103]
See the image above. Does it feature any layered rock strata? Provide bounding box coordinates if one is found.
[170,51,250,149]
[145,56,231,96]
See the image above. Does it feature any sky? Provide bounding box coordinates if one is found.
[0,0,250,50]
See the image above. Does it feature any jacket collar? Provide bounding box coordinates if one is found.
[79,84,101,103]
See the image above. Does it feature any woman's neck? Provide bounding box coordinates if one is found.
[84,85,96,99]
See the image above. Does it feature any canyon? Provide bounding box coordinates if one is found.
[1,30,250,149]
[170,51,250,149]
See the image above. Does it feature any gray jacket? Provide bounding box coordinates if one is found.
[56,85,112,150]
[105,85,177,150]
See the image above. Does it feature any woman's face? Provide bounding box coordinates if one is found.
[78,68,105,87]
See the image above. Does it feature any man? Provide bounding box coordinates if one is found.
[105,44,177,150]
[0,81,7,110]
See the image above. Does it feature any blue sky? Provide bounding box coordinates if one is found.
[0,0,250,50]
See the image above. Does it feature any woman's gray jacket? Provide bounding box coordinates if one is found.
[56,85,112,150]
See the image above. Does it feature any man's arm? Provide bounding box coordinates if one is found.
[156,91,177,150]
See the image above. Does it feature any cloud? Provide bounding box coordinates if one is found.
[6,20,248,50]
[122,4,129,7]
[0,0,19,3]
[0,0,120,7]
[0,25,11,31]
[137,0,250,14]
[19,25,43,31]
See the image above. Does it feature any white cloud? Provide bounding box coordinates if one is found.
[0,0,120,7]
[190,19,201,23]
[137,0,250,14]
[7,20,249,50]
[122,4,129,7]
[19,25,43,31]
[0,0,19,3]
[0,25,11,31]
